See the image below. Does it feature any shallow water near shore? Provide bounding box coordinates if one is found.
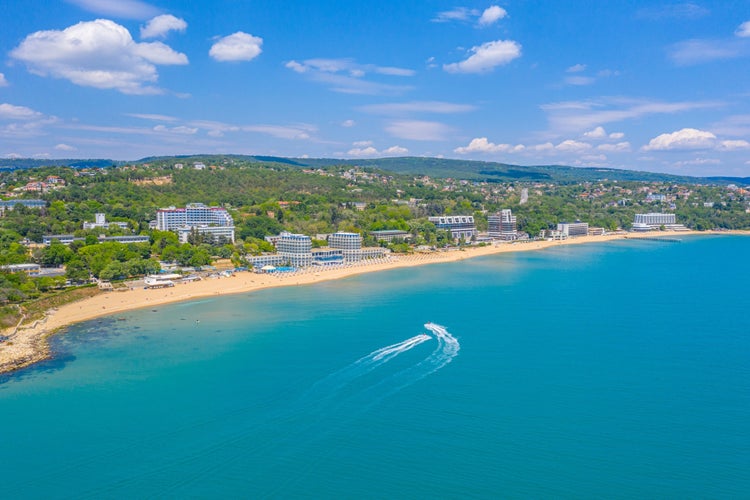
[1,236,749,497]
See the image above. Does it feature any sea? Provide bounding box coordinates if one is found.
[1,235,748,498]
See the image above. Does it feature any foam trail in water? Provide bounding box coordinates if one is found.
[300,333,431,403]
[358,323,460,407]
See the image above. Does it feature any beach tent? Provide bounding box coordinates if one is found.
[261,265,276,273]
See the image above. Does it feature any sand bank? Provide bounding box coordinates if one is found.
[0,230,744,374]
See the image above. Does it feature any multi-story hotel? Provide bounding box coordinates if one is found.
[328,232,363,262]
[488,209,518,240]
[156,203,235,243]
[428,215,477,241]
[83,213,129,231]
[277,232,313,268]
[634,213,676,226]
[557,221,589,237]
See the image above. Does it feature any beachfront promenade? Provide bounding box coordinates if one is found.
[0,231,743,375]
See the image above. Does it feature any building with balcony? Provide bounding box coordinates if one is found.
[429,215,477,241]
[557,221,589,238]
[488,209,518,240]
[277,232,313,267]
[328,232,363,261]
[156,203,235,243]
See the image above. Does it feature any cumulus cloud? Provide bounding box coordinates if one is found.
[583,126,607,138]
[54,143,77,151]
[0,103,43,120]
[341,119,356,127]
[454,137,525,154]
[478,6,508,26]
[209,32,263,62]
[346,143,409,157]
[717,139,750,150]
[285,58,414,95]
[566,63,586,73]
[737,21,750,37]
[66,0,159,20]
[555,139,592,152]
[643,128,717,151]
[140,14,187,39]
[609,132,625,139]
[444,39,521,73]
[385,120,451,141]
[0,73,7,87]
[10,19,187,95]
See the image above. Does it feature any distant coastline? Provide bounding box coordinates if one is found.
[1,230,746,375]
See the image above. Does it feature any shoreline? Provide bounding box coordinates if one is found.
[1,230,745,375]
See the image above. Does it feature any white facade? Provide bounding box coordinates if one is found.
[428,215,477,241]
[634,213,676,226]
[488,209,518,240]
[328,232,363,261]
[557,221,589,237]
[156,203,235,243]
[277,232,313,267]
[83,213,129,230]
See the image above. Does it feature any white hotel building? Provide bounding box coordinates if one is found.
[156,203,235,243]
[328,232,363,262]
[428,215,477,241]
[488,209,518,240]
[557,221,589,238]
[277,232,313,267]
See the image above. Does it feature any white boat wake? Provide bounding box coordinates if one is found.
[300,323,459,409]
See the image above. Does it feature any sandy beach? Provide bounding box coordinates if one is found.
[0,230,743,374]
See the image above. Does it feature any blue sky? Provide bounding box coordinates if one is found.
[1,1,749,177]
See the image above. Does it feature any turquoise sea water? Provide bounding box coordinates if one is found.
[1,236,749,498]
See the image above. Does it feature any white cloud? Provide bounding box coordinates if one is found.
[210,32,263,62]
[383,145,408,155]
[10,19,187,95]
[643,128,716,151]
[718,139,750,150]
[346,144,409,157]
[454,137,525,154]
[0,73,7,87]
[541,97,722,133]
[564,75,595,86]
[478,6,507,26]
[66,0,159,20]
[737,21,750,37]
[54,143,77,151]
[140,14,187,39]
[285,58,414,95]
[432,7,477,23]
[341,119,356,127]
[347,146,378,156]
[127,113,178,122]
[358,101,475,115]
[668,39,746,66]
[555,140,592,152]
[444,39,521,73]
[597,142,631,152]
[0,103,43,120]
[583,126,607,138]
[153,124,197,134]
[385,120,451,141]
[566,63,586,73]
[636,3,710,20]
[242,124,315,140]
[673,158,721,167]
[609,132,625,139]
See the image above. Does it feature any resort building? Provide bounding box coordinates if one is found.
[557,221,589,238]
[276,232,313,268]
[429,215,477,241]
[370,230,411,242]
[488,209,518,240]
[632,213,687,232]
[1,263,41,276]
[43,234,150,245]
[312,248,344,266]
[0,199,46,212]
[83,213,129,231]
[156,203,235,243]
[328,232,363,262]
